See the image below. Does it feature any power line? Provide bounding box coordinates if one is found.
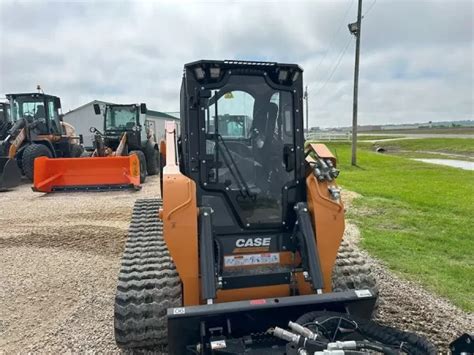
[314,0,355,78]
[314,37,353,95]
[363,0,376,17]
[313,0,373,96]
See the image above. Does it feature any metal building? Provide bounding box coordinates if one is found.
[64,100,179,149]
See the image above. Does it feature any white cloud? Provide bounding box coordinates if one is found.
[0,0,472,127]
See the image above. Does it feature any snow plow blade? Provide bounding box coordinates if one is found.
[33,155,141,192]
[0,157,22,191]
[167,289,377,354]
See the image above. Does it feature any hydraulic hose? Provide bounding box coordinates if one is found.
[355,341,398,355]
[294,311,437,355]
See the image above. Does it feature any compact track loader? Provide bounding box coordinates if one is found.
[114,60,436,354]
[0,92,83,191]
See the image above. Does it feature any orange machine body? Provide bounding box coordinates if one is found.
[33,155,141,192]
[306,143,345,293]
[161,121,345,306]
[161,121,200,306]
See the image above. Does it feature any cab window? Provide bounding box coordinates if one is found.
[47,99,60,133]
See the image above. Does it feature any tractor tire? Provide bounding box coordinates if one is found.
[129,150,147,183]
[332,239,378,311]
[114,199,182,349]
[70,144,84,158]
[22,144,52,180]
[145,146,159,176]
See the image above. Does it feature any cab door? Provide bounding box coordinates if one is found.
[46,98,62,135]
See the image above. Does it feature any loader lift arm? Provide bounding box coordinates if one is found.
[199,207,218,303]
[293,202,324,293]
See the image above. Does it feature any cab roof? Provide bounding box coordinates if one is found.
[6,93,60,100]
[185,59,303,72]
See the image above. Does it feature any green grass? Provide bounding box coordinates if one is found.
[324,142,474,311]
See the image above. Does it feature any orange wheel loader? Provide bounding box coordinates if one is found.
[113,60,437,354]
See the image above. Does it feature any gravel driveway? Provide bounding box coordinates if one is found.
[1,182,472,353]
[1,177,160,353]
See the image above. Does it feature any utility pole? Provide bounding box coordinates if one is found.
[348,0,363,166]
[304,86,309,133]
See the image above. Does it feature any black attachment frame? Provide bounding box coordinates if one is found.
[200,207,217,301]
[167,289,377,354]
[294,202,324,291]
[221,271,291,290]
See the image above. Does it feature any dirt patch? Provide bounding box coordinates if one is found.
[342,192,474,352]
[341,190,361,208]
[0,225,126,256]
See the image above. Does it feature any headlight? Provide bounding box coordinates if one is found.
[194,67,206,80]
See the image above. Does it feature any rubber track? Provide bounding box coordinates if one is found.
[332,239,378,293]
[114,199,182,349]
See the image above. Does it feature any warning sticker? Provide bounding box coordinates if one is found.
[210,340,227,349]
[355,289,372,298]
[224,253,280,267]
[172,307,186,315]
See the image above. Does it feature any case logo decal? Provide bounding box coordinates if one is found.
[235,237,271,248]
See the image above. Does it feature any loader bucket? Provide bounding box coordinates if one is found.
[33,155,141,193]
[0,157,22,191]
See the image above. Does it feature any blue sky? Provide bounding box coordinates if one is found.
[0,0,472,128]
